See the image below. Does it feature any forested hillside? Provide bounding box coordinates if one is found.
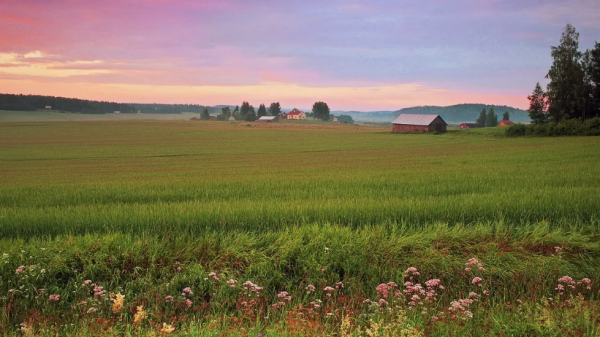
[0,93,230,115]
[394,104,530,123]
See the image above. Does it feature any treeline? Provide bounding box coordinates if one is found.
[197,101,340,122]
[0,93,137,114]
[509,24,600,136]
[0,93,232,115]
[394,104,530,123]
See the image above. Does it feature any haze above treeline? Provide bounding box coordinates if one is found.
[0,93,530,123]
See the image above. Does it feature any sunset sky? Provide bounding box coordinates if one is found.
[1,0,599,111]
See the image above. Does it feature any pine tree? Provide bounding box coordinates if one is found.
[583,42,600,118]
[476,108,487,127]
[502,112,510,121]
[200,107,210,120]
[257,104,267,117]
[528,82,548,124]
[269,102,282,116]
[245,106,256,121]
[485,108,498,127]
[239,102,251,120]
[546,24,586,122]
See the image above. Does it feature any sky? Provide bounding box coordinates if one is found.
[1,0,599,111]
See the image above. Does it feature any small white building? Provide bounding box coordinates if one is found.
[113,111,121,114]
[45,106,51,109]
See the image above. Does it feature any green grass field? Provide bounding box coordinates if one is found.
[1,120,599,336]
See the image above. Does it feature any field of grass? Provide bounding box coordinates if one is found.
[1,120,599,335]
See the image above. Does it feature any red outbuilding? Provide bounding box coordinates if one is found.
[392,114,447,133]
[497,120,514,127]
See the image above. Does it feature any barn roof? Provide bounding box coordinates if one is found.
[257,116,277,121]
[392,114,446,126]
[288,110,304,116]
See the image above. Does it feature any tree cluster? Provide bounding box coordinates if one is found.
[0,93,137,114]
[528,24,600,124]
[312,101,331,121]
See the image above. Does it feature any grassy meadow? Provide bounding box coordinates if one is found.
[1,119,600,336]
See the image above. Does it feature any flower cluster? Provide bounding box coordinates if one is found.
[465,258,484,272]
[48,294,60,301]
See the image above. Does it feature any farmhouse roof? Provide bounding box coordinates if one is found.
[392,114,446,126]
[257,116,277,121]
[288,110,304,116]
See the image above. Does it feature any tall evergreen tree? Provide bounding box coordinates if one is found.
[546,24,586,122]
[200,107,210,120]
[239,102,251,120]
[257,104,267,117]
[583,42,600,118]
[528,82,548,124]
[312,101,330,121]
[269,102,282,116]
[476,108,487,127]
[485,108,498,127]
[502,111,510,121]
[245,106,256,121]
[219,106,231,120]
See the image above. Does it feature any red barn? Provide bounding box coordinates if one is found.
[460,123,480,129]
[392,114,447,133]
[497,120,514,127]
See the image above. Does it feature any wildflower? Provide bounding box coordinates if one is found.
[468,292,480,299]
[271,301,286,309]
[554,246,563,253]
[376,284,389,299]
[378,299,388,306]
[321,268,326,273]
[516,299,522,305]
[479,267,485,271]
[464,310,473,318]
[323,286,335,292]
[324,247,330,252]
[548,297,554,302]
[227,279,238,288]
[465,258,479,266]
[558,276,574,285]
[133,306,147,324]
[87,307,98,314]
[161,323,175,334]
[38,289,45,293]
[185,299,192,308]
[93,286,106,297]
[464,267,471,272]
[15,265,26,275]
[306,284,316,294]
[83,280,92,286]
[208,272,219,281]
[110,293,125,313]
[483,290,490,296]
[48,294,60,301]
[182,287,193,295]
[431,316,439,322]
[472,277,483,286]
[78,301,86,306]
[40,269,45,274]
[165,295,173,303]
[335,281,344,289]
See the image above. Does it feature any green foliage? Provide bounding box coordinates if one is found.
[545,24,586,122]
[257,104,267,117]
[312,101,330,121]
[476,108,487,127]
[332,114,354,124]
[506,117,600,137]
[528,82,548,124]
[502,111,510,121]
[216,107,231,121]
[485,108,498,127]
[245,106,256,121]
[0,93,138,114]
[200,107,210,120]
[268,102,282,116]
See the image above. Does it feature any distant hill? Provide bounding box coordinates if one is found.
[393,104,530,123]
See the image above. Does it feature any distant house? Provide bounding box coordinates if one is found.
[257,116,278,122]
[460,123,480,129]
[229,115,236,121]
[287,110,306,120]
[332,116,338,123]
[113,111,121,114]
[278,112,288,119]
[45,106,51,109]
[497,120,514,127]
[392,114,447,133]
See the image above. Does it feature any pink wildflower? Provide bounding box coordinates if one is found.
[376,284,389,299]
[464,267,471,272]
[48,294,60,301]
[472,277,483,286]
[182,287,193,295]
[15,265,26,275]
[306,284,316,294]
[185,299,192,308]
[83,280,92,286]
[323,286,335,292]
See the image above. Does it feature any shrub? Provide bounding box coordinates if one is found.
[505,117,600,137]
